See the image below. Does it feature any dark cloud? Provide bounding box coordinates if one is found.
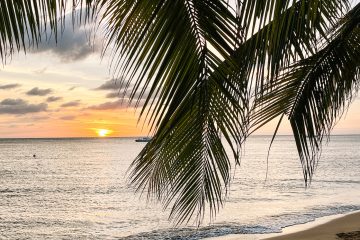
[0,83,21,90]
[60,115,76,121]
[106,92,120,98]
[0,98,47,115]
[106,89,150,100]
[86,100,126,110]
[47,96,63,102]
[94,79,148,101]
[61,100,81,107]
[87,98,145,110]
[26,87,52,96]
[68,86,77,91]
[95,79,124,91]
[32,17,100,62]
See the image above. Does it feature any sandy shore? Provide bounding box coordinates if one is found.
[262,211,360,240]
[204,211,360,240]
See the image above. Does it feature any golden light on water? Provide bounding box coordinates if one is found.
[95,129,112,137]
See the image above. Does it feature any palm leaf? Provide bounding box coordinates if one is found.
[100,0,245,224]
[117,0,350,223]
[0,0,93,61]
[1,0,356,224]
[233,0,348,93]
[253,3,360,184]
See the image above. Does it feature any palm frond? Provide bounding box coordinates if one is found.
[97,0,244,224]
[100,0,353,223]
[253,3,360,184]
[233,0,348,92]
[1,0,357,225]
[0,0,94,61]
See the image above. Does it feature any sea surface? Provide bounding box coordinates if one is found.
[0,135,359,239]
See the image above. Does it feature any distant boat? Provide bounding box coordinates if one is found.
[135,137,151,142]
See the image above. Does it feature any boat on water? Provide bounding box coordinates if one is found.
[135,137,151,142]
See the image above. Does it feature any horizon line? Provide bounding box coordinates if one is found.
[1,134,360,139]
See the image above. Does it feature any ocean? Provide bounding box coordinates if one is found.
[0,135,359,239]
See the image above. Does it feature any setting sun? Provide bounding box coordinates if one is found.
[96,129,112,137]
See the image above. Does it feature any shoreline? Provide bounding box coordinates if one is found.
[262,210,360,240]
[205,210,360,240]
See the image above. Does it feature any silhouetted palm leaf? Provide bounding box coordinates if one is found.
[0,0,358,225]
[253,2,360,184]
[0,0,93,61]
[99,0,244,224]
[120,0,351,223]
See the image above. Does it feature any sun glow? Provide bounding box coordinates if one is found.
[96,129,112,137]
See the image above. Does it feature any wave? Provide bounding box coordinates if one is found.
[118,225,275,240]
[118,205,360,240]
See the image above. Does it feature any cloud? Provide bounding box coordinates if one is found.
[106,92,121,98]
[47,96,63,102]
[86,99,126,110]
[94,79,126,91]
[26,87,52,96]
[31,116,50,121]
[95,79,149,101]
[0,98,47,115]
[68,86,77,91]
[0,83,21,90]
[106,89,150,101]
[94,79,150,102]
[32,17,100,62]
[60,115,76,121]
[61,100,81,107]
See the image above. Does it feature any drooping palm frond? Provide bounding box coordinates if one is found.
[1,0,356,225]
[96,0,351,224]
[233,0,348,93]
[252,3,360,184]
[0,0,93,61]
[98,0,244,224]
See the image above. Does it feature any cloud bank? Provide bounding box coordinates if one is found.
[33,17,100,62]
[26,87,52,96]
[0,84,21,90]
[0,98,47,114]
[86,99,126,110]
[94,79,126,91]
[61,100,81,107]
[95,79,149,101]
[60,115,76,121]
[47,96,63,102]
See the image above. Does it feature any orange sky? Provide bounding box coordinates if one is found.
[0,20,359,138]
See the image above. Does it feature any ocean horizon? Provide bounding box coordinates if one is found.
[1,133,360,139]
[0,135,359,239]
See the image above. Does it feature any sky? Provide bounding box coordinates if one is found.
[0,19,149,138]
[0,10,359,138]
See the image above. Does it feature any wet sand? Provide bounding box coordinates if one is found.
[262,211,360,240]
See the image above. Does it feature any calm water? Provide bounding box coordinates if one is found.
[0,136,359,239]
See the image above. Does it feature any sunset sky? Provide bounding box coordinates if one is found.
[0,14,359,138]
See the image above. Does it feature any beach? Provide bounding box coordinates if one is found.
[262,211,360,240]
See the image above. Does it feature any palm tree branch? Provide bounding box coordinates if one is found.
[252,3,360,184]
[0,0,94,61]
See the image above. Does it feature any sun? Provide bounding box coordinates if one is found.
[96,129,112,137]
